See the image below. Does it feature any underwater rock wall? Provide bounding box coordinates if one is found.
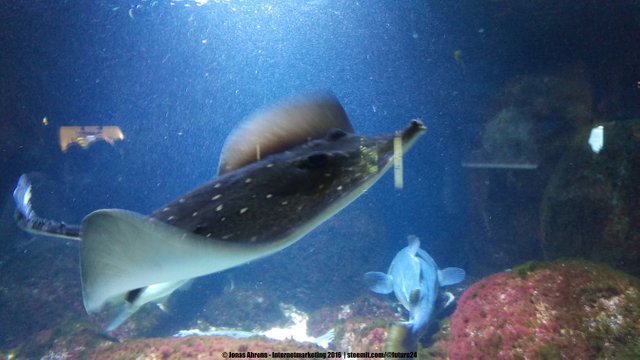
[541,120,640,276]
[467,69,640,277]
[0,242,89,358]
[467,72,590,272]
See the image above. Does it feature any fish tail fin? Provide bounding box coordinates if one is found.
[13,174,35,219]
[385,322,418,358]
[406,234,420,254]
[12,174,81,240]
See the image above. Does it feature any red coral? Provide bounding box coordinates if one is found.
[157,345,173,359]
[447,261,640,359]
[363,327,387,348]
[87,335,327,359]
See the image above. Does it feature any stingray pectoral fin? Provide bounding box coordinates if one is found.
[81,209,267,313]
[105,304,137,332]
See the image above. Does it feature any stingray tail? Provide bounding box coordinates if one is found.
[13,174,81,240]
[385,322,418,359]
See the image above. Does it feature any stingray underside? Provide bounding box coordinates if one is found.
[80,209,277,313]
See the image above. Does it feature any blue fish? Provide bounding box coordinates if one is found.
[364,235,465,353]
[13,93,427,330]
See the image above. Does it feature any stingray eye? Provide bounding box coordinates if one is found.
[299,153,329,169]
[327,128,347,141]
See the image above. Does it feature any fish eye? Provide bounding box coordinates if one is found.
[298,153,329,169]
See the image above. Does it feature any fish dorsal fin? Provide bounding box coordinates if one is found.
[407,235,420,255]
[217,93,353,175]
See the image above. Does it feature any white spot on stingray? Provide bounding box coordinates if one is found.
[206,233,212,238]
[266,163,274,168]
[250,236,257,242]
[266,194,273,199]
[240,207,248,214]
[214,183,221,188]
[297,205,304,212]
[167,216,175,221]
[222,234,232,240]
[324,173,331,177]
[337,185,343,191]
[192,211,198,217]
[245,178,252,184]
[211,194,222,201]
[220,217,226,222]
[179,198,186,203]
[162,207,170,212]
[281,201,288,205]
[216,204,224,211]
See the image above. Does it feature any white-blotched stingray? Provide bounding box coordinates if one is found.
[14,93,426,330]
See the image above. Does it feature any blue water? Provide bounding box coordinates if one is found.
[2,1,481,262]
[1,0,639,357]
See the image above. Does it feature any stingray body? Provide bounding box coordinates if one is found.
[14,94,427,319]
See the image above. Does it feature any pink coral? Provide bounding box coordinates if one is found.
[447,260,640,359]
[362,328,387,349]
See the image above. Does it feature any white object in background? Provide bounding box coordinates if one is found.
[588,125,604,153]
[173,303,335,349]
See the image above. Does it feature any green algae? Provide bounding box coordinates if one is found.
[536,342,562,360]
[513,261,545,278]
